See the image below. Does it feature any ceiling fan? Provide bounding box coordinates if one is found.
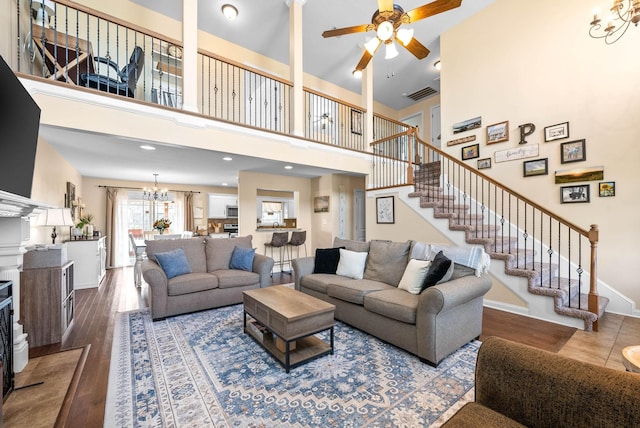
[322,0,462,74]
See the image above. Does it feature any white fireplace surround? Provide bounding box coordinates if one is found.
[0,189,54,372]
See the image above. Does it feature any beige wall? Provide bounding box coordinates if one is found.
[441,0,640,306]
[30,139,82,244]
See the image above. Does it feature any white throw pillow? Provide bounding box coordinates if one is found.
[336,249,368,280]
[398,259,432,294]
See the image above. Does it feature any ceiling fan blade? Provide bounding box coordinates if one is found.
[399,36,431,59]
[322,24,371,38]
[378,0,394,13]
[354,51,374,72]
[406,0,462,23]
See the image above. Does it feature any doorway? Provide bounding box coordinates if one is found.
[354,189,366,241]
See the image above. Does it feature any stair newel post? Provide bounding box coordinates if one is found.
[588,224,599,331]
[407,128,414,185]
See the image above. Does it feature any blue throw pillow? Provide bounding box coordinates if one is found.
[155,247,192,279]
[230,246,255,271]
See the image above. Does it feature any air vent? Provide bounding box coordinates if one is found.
[406,86,438,101]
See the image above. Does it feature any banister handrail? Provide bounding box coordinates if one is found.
[198,48,293,87]
[303,86,367,113]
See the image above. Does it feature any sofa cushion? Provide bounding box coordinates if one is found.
[441,402,526,428]
[422,250,454,290]
[313,247,344,274]
[205,235,253,272]
[333,237,370,253]
[364,288,419,324]
[167,272,218,296]
[326,280,394,305]
[211,269,259,289]
[363,240,411,287]
[145,238,206,273]
[397,259,431,295]
[409,241,432,260]
[336,249,368,279]
[229,246,255,271]
[300,273,343,294]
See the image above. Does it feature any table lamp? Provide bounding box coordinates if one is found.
[38,208,74,244]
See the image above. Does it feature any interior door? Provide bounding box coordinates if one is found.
[354,189,366,241]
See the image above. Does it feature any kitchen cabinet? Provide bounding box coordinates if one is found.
[66,236,106,289]
[20,261,74,348]
[208,194,238,218]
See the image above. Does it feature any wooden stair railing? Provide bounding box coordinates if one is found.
[369,128,605,331]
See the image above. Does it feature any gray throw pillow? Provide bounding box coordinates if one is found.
[363,240,411,287]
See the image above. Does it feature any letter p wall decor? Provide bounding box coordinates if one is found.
[518,123,536,144]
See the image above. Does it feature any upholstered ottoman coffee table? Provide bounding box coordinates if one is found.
[243,285,335,372]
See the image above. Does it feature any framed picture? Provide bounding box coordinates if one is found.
[523,158,548,177]
[560,139,586,163]
[598,181,615,197]
[313,196,329,213]
[560,185,590,204]
[66,181,76,208]
[486,120,509,144]
[376,196,394,224]
[461,143,480,160]
[350,109,363,135]
[453,116,482,134]
[555,165,603,184]
[544,122,570,142]
[477,158,491,169]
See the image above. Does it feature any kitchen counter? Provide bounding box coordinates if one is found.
[255,228,302,232]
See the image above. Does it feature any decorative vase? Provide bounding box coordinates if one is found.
[86,224,94,237]
[159,229,164,235]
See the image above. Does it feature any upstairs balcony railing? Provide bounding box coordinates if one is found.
[369,128,602,330]
[14,0,405,154]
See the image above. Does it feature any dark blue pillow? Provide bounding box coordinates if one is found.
[230,246,255,271]
[155,247,192,279]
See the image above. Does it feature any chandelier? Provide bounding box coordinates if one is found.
[143,173,169,201]
[589,0,640,44]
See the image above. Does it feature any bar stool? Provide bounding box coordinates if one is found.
[287,230,307,260]
[264,231,290,276]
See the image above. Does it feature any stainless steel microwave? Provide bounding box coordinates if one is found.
[226,205,238,218]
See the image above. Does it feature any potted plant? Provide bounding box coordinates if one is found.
[153,218,171,235]
[76,213,94,237]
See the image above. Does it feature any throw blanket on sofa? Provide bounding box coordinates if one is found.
[431,245,491,277]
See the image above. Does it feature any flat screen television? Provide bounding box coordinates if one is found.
[0,55,40,199]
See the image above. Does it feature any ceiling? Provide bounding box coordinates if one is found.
[43,0,495,189]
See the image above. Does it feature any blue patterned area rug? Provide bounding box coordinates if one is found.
[105,305,478,427]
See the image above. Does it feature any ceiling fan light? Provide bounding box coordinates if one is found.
[385,41,399,60]
[396,28,414,46]
[364,37,381,55]
[221,4,238,20]
[377,21,394,41]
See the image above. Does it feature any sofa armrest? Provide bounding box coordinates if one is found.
[141,259,169,319]
[474,337,640,427]
[419,274,492,314]
[292,256,315,290]
[252,253,274,287]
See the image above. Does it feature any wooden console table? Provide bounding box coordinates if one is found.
[31,25,94,85]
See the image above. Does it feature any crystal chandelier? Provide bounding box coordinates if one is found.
[143,173,169,201]
[589,0,640,44]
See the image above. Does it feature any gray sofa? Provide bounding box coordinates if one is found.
[443,336,640,427]
[142,235,274,319]
[292,238,492,367]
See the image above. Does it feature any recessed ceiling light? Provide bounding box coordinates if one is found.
[223,156,232,161]
[140,145,156,150]
[222,183,229,186]
[284,165,293,170]
[221,4,238,20]
[434,60,441,71]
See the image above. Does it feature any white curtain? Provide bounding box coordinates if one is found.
[174,192,185,234]
[114,191,130,267]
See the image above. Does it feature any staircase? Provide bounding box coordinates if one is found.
[409,161,608,331]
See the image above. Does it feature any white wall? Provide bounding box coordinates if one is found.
[441,0,640,306]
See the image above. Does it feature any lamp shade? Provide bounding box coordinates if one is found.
[37,208,74,227]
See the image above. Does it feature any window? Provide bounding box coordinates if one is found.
[260,201,286,226]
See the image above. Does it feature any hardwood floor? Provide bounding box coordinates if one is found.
[26,267,636,426]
